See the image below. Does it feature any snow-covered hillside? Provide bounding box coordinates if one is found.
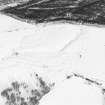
[0,13,105,105]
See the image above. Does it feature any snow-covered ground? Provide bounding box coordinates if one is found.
[40,77,103,105]
[0,14,105,105]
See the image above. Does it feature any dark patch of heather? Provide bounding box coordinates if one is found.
[1,74,54,105]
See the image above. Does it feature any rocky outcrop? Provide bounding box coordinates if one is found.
[0,0,105,26]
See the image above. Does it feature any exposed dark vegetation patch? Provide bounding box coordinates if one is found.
[1,74,54,105]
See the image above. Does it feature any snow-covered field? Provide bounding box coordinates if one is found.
[0,14,105,105]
